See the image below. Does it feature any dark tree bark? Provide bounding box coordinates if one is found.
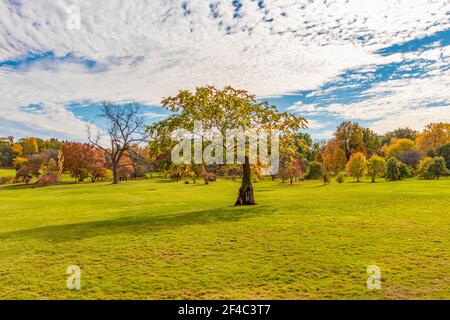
[88,102,148,185]
[235,157,256,206]
[112,165,118,184]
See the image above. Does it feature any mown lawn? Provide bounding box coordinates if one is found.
[0,171,449,299]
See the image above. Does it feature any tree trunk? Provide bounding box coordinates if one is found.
[112,164,119,184]
[235,157,256,206]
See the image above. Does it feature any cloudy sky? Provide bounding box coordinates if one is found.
[0,0,449,141]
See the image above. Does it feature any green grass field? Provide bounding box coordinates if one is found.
[0,170,449,299]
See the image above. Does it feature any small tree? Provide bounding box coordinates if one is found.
[437,143,450,169]
[386,158,401,181]
[417,157,433,179]
[13,156,28,170]
[15,167,39,184]
[367,155,386,183]
[397,150,421,169]
[336,173,345,183]
[62,142,93,182]
[383,138,415,158]
[306,161,323,180]
[398,162,413,179]
[322,170,331,185]
[21,137,39,155]
[427,156,448,180]
[346,152,367,182]
[89,102,148,184]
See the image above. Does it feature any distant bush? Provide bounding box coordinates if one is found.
[396,150,422,169]
[386,158,402,181]
[322,171,331,185]
[437,143,450,169]
[418,156,448,180]
[336,173,345,184]
[36,172,59,186]
[398,162,413,178]
[15,166,40,184]
[306,161,323,179]
[346,152,367,182]
[367,155,386,183]
[0,176,14,185]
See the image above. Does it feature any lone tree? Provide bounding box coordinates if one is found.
[148,86,307,206]
[88,102,148,184]
[367,155,386,183]
[346,152,367,182]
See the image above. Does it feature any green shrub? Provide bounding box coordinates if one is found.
[385,158,401,181]
[346,152,367,182]
[0,176,14,185]
[336,173,345,184]
[418,156,448,180]
[306,161,323,180]
[36,172,59,186]
[417,157,434,179]
[367,155,386,183]
[322,171,331,185]
[437,143,450,169]
[398,162,413,178]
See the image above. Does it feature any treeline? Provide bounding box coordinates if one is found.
[0,137,152,185]
[148,121,450,185]
[287,122,450,184]
[1,122,449,186]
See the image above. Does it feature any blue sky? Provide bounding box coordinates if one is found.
[0,0,449,141]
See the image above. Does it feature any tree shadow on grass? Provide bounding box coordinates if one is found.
[0,205,268,243]
[0,182,78,191]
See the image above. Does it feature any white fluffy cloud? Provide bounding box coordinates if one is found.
[0,0,449,139]
[290,44,450,134]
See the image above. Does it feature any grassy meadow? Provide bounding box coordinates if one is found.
[0,169,449,299]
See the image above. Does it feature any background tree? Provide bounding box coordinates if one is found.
[362,128,382,157]
[148,86,307,206]
[15,167,38,184]
[62,142,104,182]
[321,139,346,175]
[13,153,47,184]
[278,135,305,185]
[0,139,14,167]
[382,127,418,145]
[416,122,450,154]
[87,148,108,183]
[21,137,39,155]
[305,161,323,180]
[335,121,364,161]
[436,143,450,169]
[367,155,386,183]
[128,145,153,179]
[13,156,28,170]
[427,156,447,180]
[285,159,304,185]
[383,138,415,159]
[11,143,23,156]
[292,133,317,163]
[385,158,402,181]
[396,150,422,169]
[346,152,367,182]
[89,102,148,184]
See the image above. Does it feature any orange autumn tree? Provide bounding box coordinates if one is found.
[322,139,346,175]
[416,122,450,154]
